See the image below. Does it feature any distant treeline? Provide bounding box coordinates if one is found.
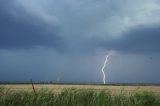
[0,81,160,86]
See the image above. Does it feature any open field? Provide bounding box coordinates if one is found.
[1,84,160,95]
[1,84,160,106]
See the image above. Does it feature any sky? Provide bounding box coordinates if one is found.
[0,0,160,84]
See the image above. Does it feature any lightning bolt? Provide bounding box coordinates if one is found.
[101,54,110,84]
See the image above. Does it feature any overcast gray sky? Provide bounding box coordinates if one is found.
[0,0,160,83]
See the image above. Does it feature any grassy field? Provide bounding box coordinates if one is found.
[0,84,160,106]
[1,84,160,95]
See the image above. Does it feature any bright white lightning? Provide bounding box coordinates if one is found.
[101,54,110,84]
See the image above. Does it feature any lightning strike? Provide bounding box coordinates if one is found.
[101,54,110,84]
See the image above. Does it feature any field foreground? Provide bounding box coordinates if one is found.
[1,84,160,95]
[0,84,160,106]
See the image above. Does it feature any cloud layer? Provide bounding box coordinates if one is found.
[0,0,160,54]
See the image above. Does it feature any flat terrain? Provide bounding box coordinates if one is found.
[1,84,160,95]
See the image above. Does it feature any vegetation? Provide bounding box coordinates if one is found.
[0,86,160,106]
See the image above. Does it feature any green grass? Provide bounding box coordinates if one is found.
[0,87,160,106]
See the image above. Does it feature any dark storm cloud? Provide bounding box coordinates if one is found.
[0,0,160,54]
[0,1,64,49]
[97,26,160,54]
[119,26,160,54]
